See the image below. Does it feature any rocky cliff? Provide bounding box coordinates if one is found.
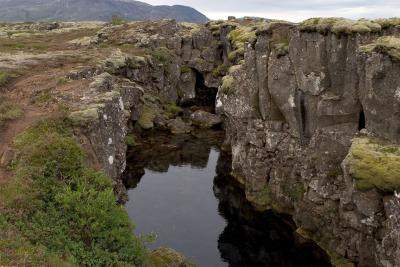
[50,18,400,266]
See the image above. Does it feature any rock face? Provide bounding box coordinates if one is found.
[67,18,400,266]
[216,23,400,266]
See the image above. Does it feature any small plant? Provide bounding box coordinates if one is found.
[111,15,125,26]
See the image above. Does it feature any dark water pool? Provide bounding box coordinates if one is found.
[123,131,330,267]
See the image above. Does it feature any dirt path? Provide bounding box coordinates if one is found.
[0,105,46,182]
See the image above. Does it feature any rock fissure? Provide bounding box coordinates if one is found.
[57,18,400,266]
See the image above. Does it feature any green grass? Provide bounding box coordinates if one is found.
[300,17,381,35]
[0,119,149,266]
[0,95,23,127]
[347,137,400,192]
[360,36,400,62]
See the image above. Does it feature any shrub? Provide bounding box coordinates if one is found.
[151,47,173,65]
[1,119,148,266]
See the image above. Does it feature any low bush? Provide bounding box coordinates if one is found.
[0,119,148,266]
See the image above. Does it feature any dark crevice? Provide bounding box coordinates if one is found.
[358,109,366,130]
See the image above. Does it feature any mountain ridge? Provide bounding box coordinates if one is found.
[0,0,209,23]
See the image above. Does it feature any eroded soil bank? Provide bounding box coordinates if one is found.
[123,129,330,266]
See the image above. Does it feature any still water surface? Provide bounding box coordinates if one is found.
[124,131,330,267]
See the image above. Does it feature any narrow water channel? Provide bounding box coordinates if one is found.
[123,130,330,267]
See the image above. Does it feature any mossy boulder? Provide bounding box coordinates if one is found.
[138,106,157,130]
[146,247,196,267]
[345,137,400,192]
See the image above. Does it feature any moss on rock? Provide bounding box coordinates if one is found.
[221,75,235,94]
[374,18,400,28]
[300,17,381,35]
[346,137,400,192]
[146,247,196,267]
[68,107,99,126]
[360,36,400,62]
[138,106,157,130]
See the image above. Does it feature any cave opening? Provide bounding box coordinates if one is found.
[193,69,218,113]
[359,109,366,130]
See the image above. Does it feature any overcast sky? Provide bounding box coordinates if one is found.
[141,0,400,22]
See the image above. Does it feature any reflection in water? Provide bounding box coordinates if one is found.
[123,131,330,267]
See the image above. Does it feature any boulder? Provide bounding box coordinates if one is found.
[167,117,192,134]
[190,110,222,129]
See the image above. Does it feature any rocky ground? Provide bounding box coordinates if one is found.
[0,17,400,266]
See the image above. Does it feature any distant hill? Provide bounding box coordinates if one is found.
[0,0,208,23]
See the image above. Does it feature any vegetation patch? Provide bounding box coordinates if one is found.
[221,75,235,94]
[180,65,191,74]
[111,15,126,26]
[138,106,157,130]
[151,47,173,65]
[285,182,305,201]
[212,63,228,78]
[360,36,400,62]
[125,133,138,146]
[68,107,99,126]
[374,18,400,29]
[164,102,183,116]
[0,119,148,266]
[273,41,289,57]
[0,95,23,127]
[346,137,400,192]
[300,17,381,35]
[0,70,17,87]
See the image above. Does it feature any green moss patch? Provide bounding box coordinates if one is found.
[300,17,381,35]
[0,119,148,266]
[360,36,400,62]
[212,63,228,78]
[125,133,138,146]
[346,137,400,192]
[138,106,157,130]
[68,107,99,126]
[180,65,191,74]
[221,75,235,94]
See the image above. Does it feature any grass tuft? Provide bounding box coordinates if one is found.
[300,17,381,35]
